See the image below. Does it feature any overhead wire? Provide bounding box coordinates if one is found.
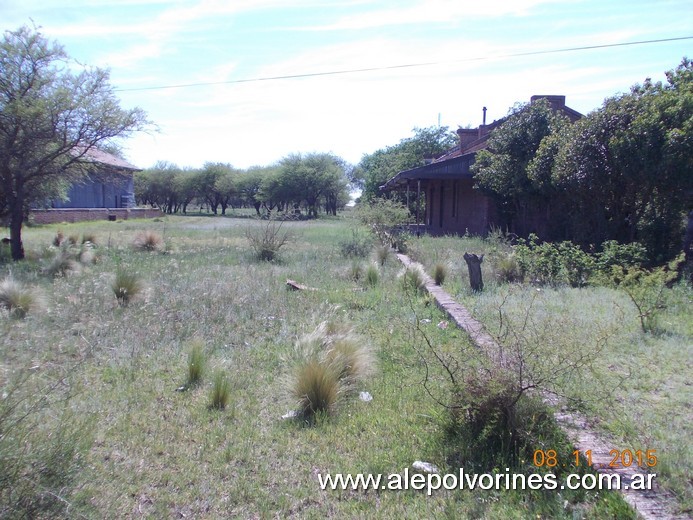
[113,36,693,92]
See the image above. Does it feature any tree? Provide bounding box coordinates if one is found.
[0,26,148,259]
[550,59,692,262]
[472,99,570,237]
[357,126,457,201]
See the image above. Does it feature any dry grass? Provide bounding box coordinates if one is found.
[0,277,41,318]
[132,230,165,252]
[111,269,143,305]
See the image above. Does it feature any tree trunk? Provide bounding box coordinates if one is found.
[463,252,484,292]
[9,204,25,260]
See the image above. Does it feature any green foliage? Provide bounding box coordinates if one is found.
[356,198,410,248]
[616,264,678,333]
[289,359,342,419]
[493,253,521,283]
[594,240,647,272]
[245,219,290,261]
[111,269,143,306]
[0,277,41,318]
[514,234,594,287]
[338,228,372,258]
[209,371,231,410]
[357,126,457,201]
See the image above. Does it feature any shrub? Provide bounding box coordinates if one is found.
[132,230,165,252]
[338,229,372,258]
[356,198,410,248]
[186,338,206,388]
[209,371,231,410]
[432,262,447,286]
[0,277,41,318]
[595,240,648,273]
[348,261,363,281]
[111,269,143,306]
[618,265,677,333]
[365,263,379,287]
[514,235,594,287]
[245,219,290,261]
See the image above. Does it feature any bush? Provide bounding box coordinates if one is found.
[494,253,521,283]
[111,269,143,306]
[0,277,41,319]
[338,229,372,258]
[132,230,165,252]
[595,240,647,272]
[617,265,677,333]
[356,198,410,248]
[245,219,290,261]
[514,234,593,287]
[209,371,231,410]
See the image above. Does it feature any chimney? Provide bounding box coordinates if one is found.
[457,128,478,153]
[482,106,487,126]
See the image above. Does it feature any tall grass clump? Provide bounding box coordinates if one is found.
[285,321,375,421]
[365,263,379,287]
[245,219,290,261]
[132,230,165,252]
[111,269,143,306]
[374,244,391,266]
[209,371,231,410]
[432,262,447,286]
[186,338,206,389]
[43,247,82,277]
[400,264,427,294]
[0,277,41,319]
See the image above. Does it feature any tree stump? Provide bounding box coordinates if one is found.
[463,253,484,292]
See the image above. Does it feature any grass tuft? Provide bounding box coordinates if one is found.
[186,338,206,388]
[400,264,427,294]
[132,230,165,252]
[0,277,41,318]
[432,262,447,286]
[245,220,290,262]
[374,244,391,266]
[111,269,143,306]
[365,262,379,287]
[209,371,231,410]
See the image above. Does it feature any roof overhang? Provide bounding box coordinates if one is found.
[380,153,475,191]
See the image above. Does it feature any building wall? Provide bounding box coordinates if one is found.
[30,208,163,225]
[425,178,494,236]
[51,174,135,209]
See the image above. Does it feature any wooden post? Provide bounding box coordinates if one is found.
[463,253,484,292]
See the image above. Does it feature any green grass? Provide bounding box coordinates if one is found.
[0,216,687,517]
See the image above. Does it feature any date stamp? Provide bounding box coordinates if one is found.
[533,449,658,469]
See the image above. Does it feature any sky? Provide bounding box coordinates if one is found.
[2,0,692,170]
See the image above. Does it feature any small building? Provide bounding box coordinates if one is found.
[31,148,163,224]
[381,95,582,236]
[49,147,139,209]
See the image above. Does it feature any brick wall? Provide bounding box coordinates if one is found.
[30,208,164,225]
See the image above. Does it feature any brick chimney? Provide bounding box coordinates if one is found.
[457,128,478,153]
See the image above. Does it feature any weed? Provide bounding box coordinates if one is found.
[111,269,143,306]
[245,219,290,261]
[338,229,372,258]
[494,253,521,283]
[209,371,231,410]
[348,261,363,281]
[132,230,165,252]
[288,359,342,419]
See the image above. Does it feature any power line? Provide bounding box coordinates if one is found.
[114,36,693,92]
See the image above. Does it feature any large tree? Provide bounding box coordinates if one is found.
[472,99,571,236]
[357,126,457,201]
[0,26,148,259]
[549,59,692,262]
